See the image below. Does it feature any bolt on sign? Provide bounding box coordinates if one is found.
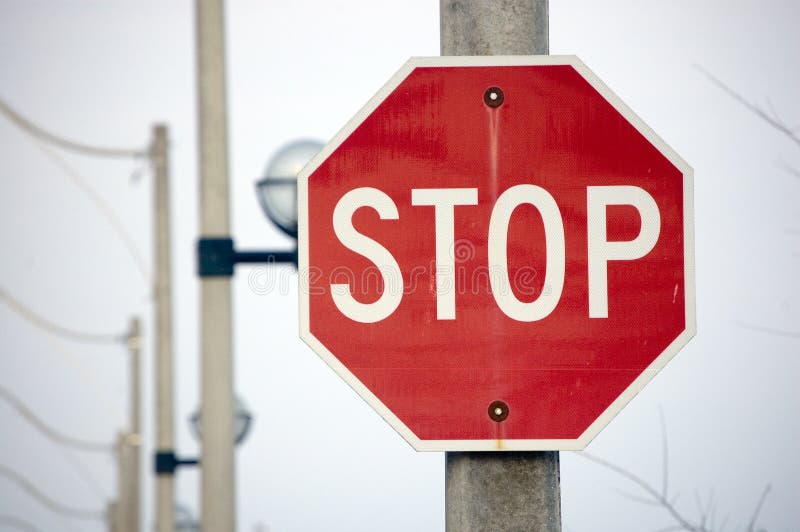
[298,56,695,451]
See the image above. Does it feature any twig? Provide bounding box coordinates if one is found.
[732,320,800,339]
[653,526,686,532]
[777,160,800,179]
[576,451,708,532]
[695,65,800,150]
[746,485,771,532]
[615,488,665,507]
[576,411,771,532]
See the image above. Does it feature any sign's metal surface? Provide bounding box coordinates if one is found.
[298,56,695,451]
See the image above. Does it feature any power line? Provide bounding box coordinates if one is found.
[0,384,112,453]
[0,465,105,521]
[0,98,146,159]
[0,385,111,517]
[0,514,44,532]
[28,138,152,282]
[1,98,152,283]
[56,445,110,501]
[0,287,127,345]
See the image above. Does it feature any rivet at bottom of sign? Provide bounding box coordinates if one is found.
[488,400,509,422]
[483,86,504,107]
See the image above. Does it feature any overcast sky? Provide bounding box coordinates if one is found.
[1,1,798,531]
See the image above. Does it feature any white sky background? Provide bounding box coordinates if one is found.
[0,1,798,531]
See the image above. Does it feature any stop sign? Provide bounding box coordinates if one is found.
[298,56,695,451]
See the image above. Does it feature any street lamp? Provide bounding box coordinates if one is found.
[189,395,253,446]
[175,504,200,532]
[256,139,324,238]
[197,139,323,275]
[154,396,253,475]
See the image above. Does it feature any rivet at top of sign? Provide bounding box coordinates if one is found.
[488,400,509,422]
[483,86,504,108]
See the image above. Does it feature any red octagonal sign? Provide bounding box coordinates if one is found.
[298,56,695,451]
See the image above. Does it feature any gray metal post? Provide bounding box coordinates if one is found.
[440,1,561,531]
[446,452,561,531]
[441,0,548,56]
[196,1,236,530]
[151,125,175,532]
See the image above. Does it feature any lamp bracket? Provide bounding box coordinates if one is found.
[197,237,297,277]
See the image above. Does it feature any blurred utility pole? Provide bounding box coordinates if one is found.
[1,96,169,532]
[116,432,135,532]
[117,318,142,532]
[196,0,236,531]
[107,501,120,532]
[151,124,176,532]
[440,1,562,531]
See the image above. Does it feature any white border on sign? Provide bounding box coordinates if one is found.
[297,55,696,452]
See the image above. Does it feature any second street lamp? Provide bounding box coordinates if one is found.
[189,395,253,447]
[175,505,200,532]
[153,396,252,475]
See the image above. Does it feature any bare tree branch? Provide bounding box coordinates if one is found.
[746,485,771,532]
[733,320,800,339]
[719,513,731,532]
[695,490,716,531]
[653,526,687,532]
[695,65,800,150]
[575,451,709,532]
[777,160,800,179]
[615,488,665,507]
[576,410,771,532]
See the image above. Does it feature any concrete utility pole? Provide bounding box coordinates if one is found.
[129,318,141,532]
[440,1,562,531]
[441,0,548,56]
[196,0,236,530]
[151,124,176,532]
[107,501,119,532]
[116,432,135,532]
[117,318,142,532]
